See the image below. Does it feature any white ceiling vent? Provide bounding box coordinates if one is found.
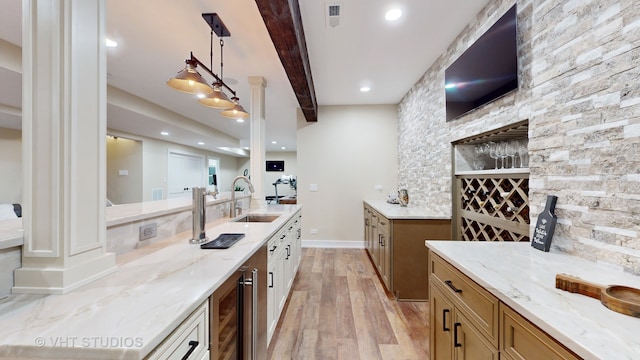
[326,3,342,28]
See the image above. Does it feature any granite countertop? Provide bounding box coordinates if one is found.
[0,204,301,359]
[426,241,640,360]
[364,199,450,220]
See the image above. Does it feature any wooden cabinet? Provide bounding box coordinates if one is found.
[364,203,451,300]
[146,300,209,360]
[429,253,499,360]
[429,252,579,360]
[500,304,579,360]
[266,210,302,344]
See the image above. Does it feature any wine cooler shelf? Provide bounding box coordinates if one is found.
[456,172,530,242]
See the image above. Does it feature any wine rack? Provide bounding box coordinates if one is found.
[457,174,529,242]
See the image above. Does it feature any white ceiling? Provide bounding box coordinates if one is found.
[0,0,490,155]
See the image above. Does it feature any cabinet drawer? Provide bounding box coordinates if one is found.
[500,304,579,360]
[147,300,209,360]
[430,253,499,346]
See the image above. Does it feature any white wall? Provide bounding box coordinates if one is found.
[297,105,398,242]
[0,128,21,204]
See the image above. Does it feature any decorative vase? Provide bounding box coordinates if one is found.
[398,189,409,207]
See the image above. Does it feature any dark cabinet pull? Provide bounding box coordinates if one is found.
[286,245,291,259]
[445,280,462,293]
[268,271,274,288]
[454,323,462,348]
[181,340,199,360]
[443,309,450,332]
[380,235,385,247]
[269,245,277,252]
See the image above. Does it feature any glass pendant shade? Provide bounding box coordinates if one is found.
[166,60,213,95]
[220,97,250,119]
[198,83,235,109]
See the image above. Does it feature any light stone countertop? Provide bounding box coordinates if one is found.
[0,204,301,359]
[364,199,450,220]
[0,193,251,250]
[426,241,640,360]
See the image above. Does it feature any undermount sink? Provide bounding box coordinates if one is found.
[231,214,280,223]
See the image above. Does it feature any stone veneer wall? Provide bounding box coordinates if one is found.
[398,0,640,275]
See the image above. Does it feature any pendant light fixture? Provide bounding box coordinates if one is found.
[167,13,249,119]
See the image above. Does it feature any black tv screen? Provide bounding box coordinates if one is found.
[266,160,284,172]
[445,5,518,121]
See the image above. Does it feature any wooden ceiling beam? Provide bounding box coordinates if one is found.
[254,0,318,122]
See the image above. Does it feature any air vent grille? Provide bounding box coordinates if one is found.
[326,3,342,28]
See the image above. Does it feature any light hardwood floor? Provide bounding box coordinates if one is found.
[267,248,430,360]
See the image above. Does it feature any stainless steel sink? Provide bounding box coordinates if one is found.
[231,214,280,223]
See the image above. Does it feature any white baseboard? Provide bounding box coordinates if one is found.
[301,239,365,249]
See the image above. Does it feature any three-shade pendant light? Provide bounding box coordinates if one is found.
[167,13,249,120]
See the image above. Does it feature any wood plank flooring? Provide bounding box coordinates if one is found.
[267,248,430,360]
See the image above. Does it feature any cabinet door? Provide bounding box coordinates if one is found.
[267,259,277,343]
[453,311,498,360]
[370,213,380,266]
[379,227,391,288]
[430,283,454,360]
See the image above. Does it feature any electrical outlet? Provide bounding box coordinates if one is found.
[139,223,157,241]
[310,228,318,235]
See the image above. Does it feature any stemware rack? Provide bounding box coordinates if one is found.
[452,120,530,242]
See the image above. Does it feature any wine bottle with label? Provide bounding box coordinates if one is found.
[531,195,558,252]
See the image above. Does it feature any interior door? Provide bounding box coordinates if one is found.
[167,151,205,198]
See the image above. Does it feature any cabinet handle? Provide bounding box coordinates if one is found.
[280,234,286,239]
[269,245,277,252]
[242,268,259,360]
[442,309,450,332]
[269,271,274,288]
[454,323,462,347]
[445,280,462,293]
[286,245,291,259]
[380,235,385,247]
[181,340,199,360]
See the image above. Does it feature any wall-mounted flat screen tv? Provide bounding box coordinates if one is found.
[266,160,285,172]
[445,4,518,121]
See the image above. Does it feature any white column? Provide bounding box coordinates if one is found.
[13,0,115,294]
[248,76,267,205]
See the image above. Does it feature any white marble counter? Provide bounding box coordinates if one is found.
[364,200,450,220]
[426,241,640,360]
[0,218,23,250]
[0,204,301,359]
[106,192,250,227]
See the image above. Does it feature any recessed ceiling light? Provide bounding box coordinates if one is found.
[196,93,206,99]
[385,8,402,21]
[281,146,286,150]
[198,141,205,145]
[160,131,169,136]
[105,38,118,48]
[360,86,371,92]
[272,141,277,144]
[236,118,244,123]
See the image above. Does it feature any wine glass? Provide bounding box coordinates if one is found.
[505,140,518,168]
[518,140,529,167]
[488,142,499,169]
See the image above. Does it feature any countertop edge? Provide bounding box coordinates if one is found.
[364,200,451,220]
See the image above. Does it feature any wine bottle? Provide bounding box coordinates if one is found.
[531,195,558,252]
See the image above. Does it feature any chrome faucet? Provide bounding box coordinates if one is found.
[231,176,255,218]
[190,186,218,244]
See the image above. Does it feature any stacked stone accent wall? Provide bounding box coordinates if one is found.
[398,0,640,274]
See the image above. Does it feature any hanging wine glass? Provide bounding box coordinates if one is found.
[518,140,529,167]
[488,142,499,169]
[505,140,518,168]
[497,141,508,169]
